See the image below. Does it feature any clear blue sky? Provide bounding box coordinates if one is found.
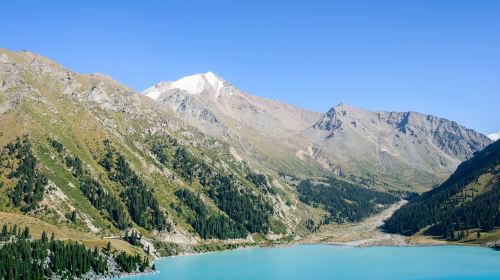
[1,0,499,134]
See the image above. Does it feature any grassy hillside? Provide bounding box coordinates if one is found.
[0,49,302,248]
[383,140,500,244]
[0,48,439,275]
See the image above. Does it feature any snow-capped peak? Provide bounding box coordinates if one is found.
[200,71,227,97]
[143,71,230,100]
[488,131,500,141]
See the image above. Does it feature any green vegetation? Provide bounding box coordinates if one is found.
[100,140,170,231]
[0,224,151,280]
[211,180,272,233]
[192,242,249,253]
[305,218,320,232]
[149,135,273,234]
[115,251,150,273]
[2,136,48,212]
[50,139,131,230]
[79,177,130,230]
[384,140,500,239]
[123,230,142,246]
[175,189,246,239]
[297,177,398,223]
[152,241,181,257]
[246,172,276,195]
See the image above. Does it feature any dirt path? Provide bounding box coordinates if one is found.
[299,200,440,246]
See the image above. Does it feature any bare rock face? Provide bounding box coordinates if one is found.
[145,74,491,190]
[143,72,322,140]
[303,103,492,189]
[143,72,326,178]
[0,47,493,250]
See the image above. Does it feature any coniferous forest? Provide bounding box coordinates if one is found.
[3,136,47,212]
[99,141,171,231]
[175,189,247,239]
[246,172,276,195]
[50,139,131,230]
[297,177,398,223]
[0,224,151,280]
[149,135,273,236]
[384,140,500,239]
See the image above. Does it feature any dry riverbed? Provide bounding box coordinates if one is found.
[298,200,445,247]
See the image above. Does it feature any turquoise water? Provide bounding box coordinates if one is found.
[117,245,500,280]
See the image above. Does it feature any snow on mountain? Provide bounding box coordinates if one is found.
[143,71,492,190]
[142,71,323,155]
[488,131,500,141]
[143,71,230,99]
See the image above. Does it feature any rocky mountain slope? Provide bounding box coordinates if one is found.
[145,74,491,191]
[0,48,408,257]
[0,48,495,264]
[144,72,327,179]
[143,72,322,140]
[0,49,305,252]
[0,48,422,256]
[300,103,491,190]
[383,139,500,244]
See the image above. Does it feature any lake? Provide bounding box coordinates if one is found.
[116,244,500,280]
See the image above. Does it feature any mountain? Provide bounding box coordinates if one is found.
[144,72,321,139]
[383,139,500,243]
[0,48,495,269]
[488,131,500,141]
[0,49,309,254]
[300,103,492,190]
[0,48,409,263]
[143,72,327,178]
[145,74,491,190]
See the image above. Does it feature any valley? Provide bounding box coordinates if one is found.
[300,200,413,246]
[0,48,498,279]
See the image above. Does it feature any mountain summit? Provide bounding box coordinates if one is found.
[0,48,496,265]
[0,48,303,254]
[142,72,322,140]
[144,71,232,99]
[302,104,491,189]
[143,72,491,190]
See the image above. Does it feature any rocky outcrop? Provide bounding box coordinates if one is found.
[145,70,491,190]
[302,103,491,189]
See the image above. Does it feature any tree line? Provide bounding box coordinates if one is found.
[148,135,273,236]
[383,140,500,239]
[175,189,247,239]
[50,139,131,230]
[100,140,171,231]
[0,224,151,280]
[297,177,398,224]
[1,136,48,212]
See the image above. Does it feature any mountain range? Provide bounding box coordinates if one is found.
[0,48,496,266]
[384,138,499,243]
[0,49,313,249]
[144,72,491,191]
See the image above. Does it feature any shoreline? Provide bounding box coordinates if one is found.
[155,235,495,261]
[107,270,159,280]
[108,199,498,279]
[109,237,498,280]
